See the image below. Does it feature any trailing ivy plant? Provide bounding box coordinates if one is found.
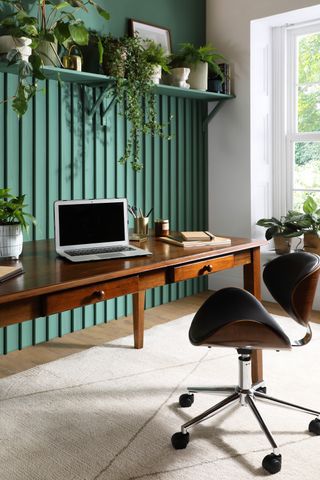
[103,34,170,171]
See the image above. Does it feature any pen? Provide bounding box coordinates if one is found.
[139,207,143,217]
[146,208,153,217]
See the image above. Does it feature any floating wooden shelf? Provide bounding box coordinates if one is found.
[0,63,235,124]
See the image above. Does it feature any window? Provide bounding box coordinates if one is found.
[286,24,320,211]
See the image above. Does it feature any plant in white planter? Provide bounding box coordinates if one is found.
[0,188,36,259]
[170,43,224,91]
[142,40,170,84]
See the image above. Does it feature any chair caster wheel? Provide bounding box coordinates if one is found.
[309,418,320,435]
[262,453,282,474]
[179,393,194,408]
[171,431,190,449]
[256,386,267,394]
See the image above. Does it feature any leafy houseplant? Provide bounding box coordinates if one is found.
[0,0,109,116]
[294,196,320,254]
[143,40,170,84]
[170,42,224,90]
[103,34,169,171]
[256,213,302,254]
[0,187,36,258]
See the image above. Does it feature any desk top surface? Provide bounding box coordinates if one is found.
[0,236,264,303]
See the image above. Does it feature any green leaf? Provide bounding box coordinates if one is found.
[69,22,89,46]
[54,22,70,44]
[54,2,71,10]
[303,195,317,214]
[97,6,110,21]
[265,226,278,240]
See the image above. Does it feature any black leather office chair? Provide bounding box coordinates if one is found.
[171,252,320,474]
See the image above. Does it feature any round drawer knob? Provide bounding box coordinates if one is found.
[204,264,213,273]
[94,290,105,299]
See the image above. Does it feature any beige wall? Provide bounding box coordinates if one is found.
[206,0,320,238]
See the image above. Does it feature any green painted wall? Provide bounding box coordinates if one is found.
[0,0,207,354]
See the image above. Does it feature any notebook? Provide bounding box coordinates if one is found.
[54,198,152,262]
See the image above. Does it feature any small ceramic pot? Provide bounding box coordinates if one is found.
[150,65,162,84]
[0,224,23,259]
[273,235,292,255]
[303,232,320,254]
[37,40,60,67]
[0,35,31,61]
[188,61,208,91]
[167,67,190,88]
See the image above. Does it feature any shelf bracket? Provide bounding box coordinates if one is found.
[86,84,114,117]
[202,100,227,131]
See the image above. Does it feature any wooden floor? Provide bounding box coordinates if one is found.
[0,291,319,379]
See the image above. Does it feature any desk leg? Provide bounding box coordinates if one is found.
[243,247,263,384]
[133,291,145,349]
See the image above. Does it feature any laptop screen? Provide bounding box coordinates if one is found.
[56,200,127,247]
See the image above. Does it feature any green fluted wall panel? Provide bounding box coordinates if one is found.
[0,74,208,354]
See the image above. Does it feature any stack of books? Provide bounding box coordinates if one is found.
[158,231,231,247]
[0,264,24,283]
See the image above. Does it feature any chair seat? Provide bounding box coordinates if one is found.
[189,287,292,350]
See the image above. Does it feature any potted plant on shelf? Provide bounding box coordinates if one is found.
[170,42,224,91]
[256,213,302,254]
[102,34,168,171]
[0,188,36,259]
[142,40,170,84]
[0,0,109,116]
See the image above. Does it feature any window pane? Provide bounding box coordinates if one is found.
[297,32,320,132]
[293,142,320,209]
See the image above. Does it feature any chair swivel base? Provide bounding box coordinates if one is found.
[171,352,320,475]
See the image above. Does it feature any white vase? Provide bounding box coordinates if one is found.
[166,67,190,88]
[0,224,23,259]
[150,65,162,84]
[188,61,208,91]
[37,40,60,67]
[0,35,32,61]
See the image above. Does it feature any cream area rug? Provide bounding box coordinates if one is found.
[1,314,320,480]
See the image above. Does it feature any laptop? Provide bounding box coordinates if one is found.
[54,198,152,262]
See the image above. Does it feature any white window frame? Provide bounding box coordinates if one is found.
[273,22,320,217]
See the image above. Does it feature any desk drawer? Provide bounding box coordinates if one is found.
[170,255,235,283]
[44,276,139,316]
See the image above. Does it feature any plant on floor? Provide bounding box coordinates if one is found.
[0,0,110,116]
[103,34,169,171]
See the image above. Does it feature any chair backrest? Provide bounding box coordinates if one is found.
[263,251,320,327]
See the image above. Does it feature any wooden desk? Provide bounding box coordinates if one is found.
[0,236,264,381]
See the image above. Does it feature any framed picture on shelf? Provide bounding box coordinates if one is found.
[129,19,172,55]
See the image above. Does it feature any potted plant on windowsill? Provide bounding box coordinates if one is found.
[0,0,109,116]
[294,196,320,254]
[256,213,303,254]
[0,188,36,259]
[170,43,224,91]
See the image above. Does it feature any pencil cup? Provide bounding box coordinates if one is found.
[134,217,149,236]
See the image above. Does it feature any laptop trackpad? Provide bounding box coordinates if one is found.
[97,253,126,259]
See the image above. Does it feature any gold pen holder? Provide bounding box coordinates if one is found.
[134,217,149,236]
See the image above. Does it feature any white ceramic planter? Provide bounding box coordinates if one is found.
[37,40,60,66]
[0,224,23,259]
[188,61,208,91]
[168,67,190,88]
[0,35,32,61]
[150,65,162,84]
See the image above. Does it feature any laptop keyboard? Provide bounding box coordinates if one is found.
[65,246,135,256]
